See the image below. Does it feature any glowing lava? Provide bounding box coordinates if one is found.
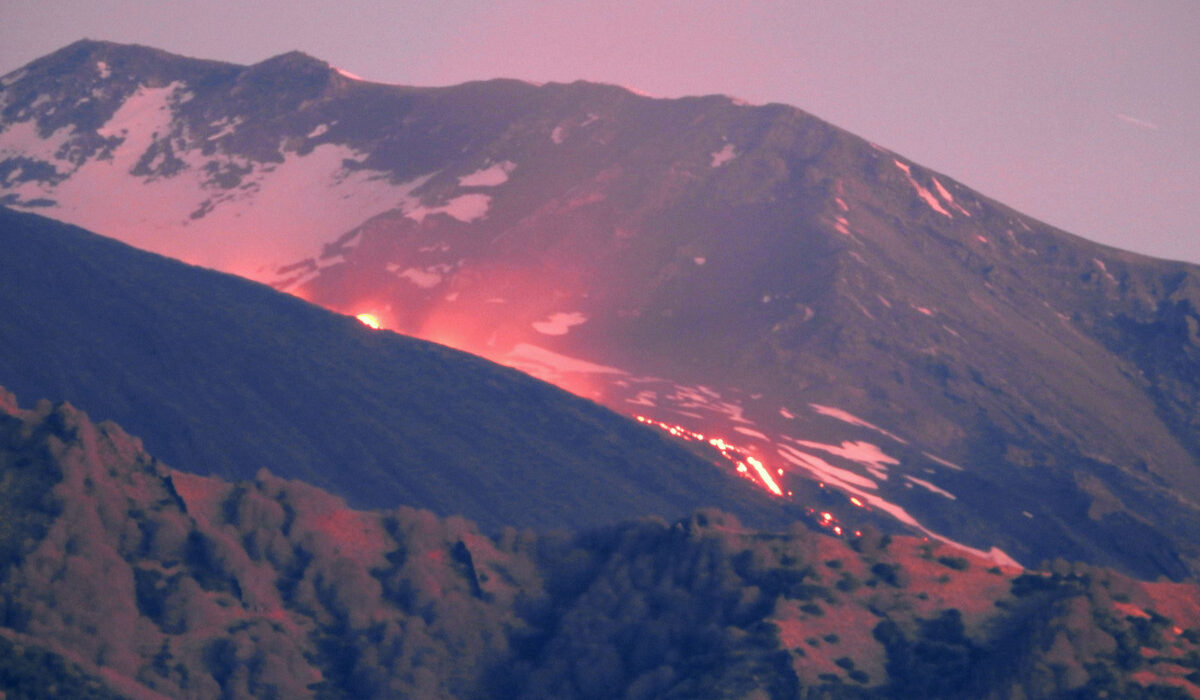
[636,415,786,497]
[635,415,881,543]
[356,313,382,329]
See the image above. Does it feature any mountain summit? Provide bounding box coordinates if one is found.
[2,42,1199,579]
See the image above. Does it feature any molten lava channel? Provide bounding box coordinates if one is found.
[635,415,786,497]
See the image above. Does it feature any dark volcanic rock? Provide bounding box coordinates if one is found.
[3,41,1200,578]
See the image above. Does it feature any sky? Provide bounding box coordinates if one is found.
[3,0,1198,263]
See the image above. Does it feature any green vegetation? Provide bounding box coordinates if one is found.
[2,391,1199,699]
[0,637,126,700]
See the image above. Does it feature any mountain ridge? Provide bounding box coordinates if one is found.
[2,42,1199,580]
[0,206,793,533]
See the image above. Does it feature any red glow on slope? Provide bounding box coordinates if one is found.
[635,414,883,538]
[287,285,312,303]
[636,415,785,496]
[283,289,891,533]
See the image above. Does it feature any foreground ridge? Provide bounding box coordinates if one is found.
[2,387,1199,699]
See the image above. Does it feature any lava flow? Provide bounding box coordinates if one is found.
[635,415,788,497]
[336,303,871,541]
[635,416,880,542]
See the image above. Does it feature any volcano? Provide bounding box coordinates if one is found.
[2,40,1199,579]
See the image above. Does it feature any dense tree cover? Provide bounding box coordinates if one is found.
[0,636,127,700]
[1,393,1198,698]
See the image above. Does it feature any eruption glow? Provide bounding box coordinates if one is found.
[355,313,382,329]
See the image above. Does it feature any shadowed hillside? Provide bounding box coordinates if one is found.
[0,207,785,532]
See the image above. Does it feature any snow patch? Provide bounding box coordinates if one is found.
[809,404,907,444]
[660,385,755,426]
[777,447,912,534]
[779,441,1019,568]
[626,391,657,407]
[307,123,331,139]
[459,160,515,187]
[389,266,443,288]
[932,177,972,217]
[734,426,770,441]
[404,193,492,223]
[531,311,588,336]
[550,125,565,144]
[894,160,952,218]
[335,67,364,81]
[0,69,27,87]
[0,120,78,165]
[709,143,738,167]
[98,82,181,145]
[904,475,956,500]
[693,257,706,266]
[207,116,244,141]
[1092,258,1117,284]
[931,177,953,202]
[96,61,111,79]
[973,546,1022,569]
[789,438,898,481]
[1,79,430,282]
[922,452,965,471]
[777,445,878,491]
[503,344,626,379]
[28,94,52,112]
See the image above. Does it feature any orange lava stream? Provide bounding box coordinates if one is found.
[635,415,786,497]
[635,416,875,540]
[311,297,873,540]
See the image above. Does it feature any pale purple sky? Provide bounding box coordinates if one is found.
[3,0,1198,263]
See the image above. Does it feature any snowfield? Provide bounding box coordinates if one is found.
[0,82,427,282]
[531,312,588,336]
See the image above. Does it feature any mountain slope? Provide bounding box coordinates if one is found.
[3,41,1200,579]
[2,390,1199,699]
[0,206,785,532]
